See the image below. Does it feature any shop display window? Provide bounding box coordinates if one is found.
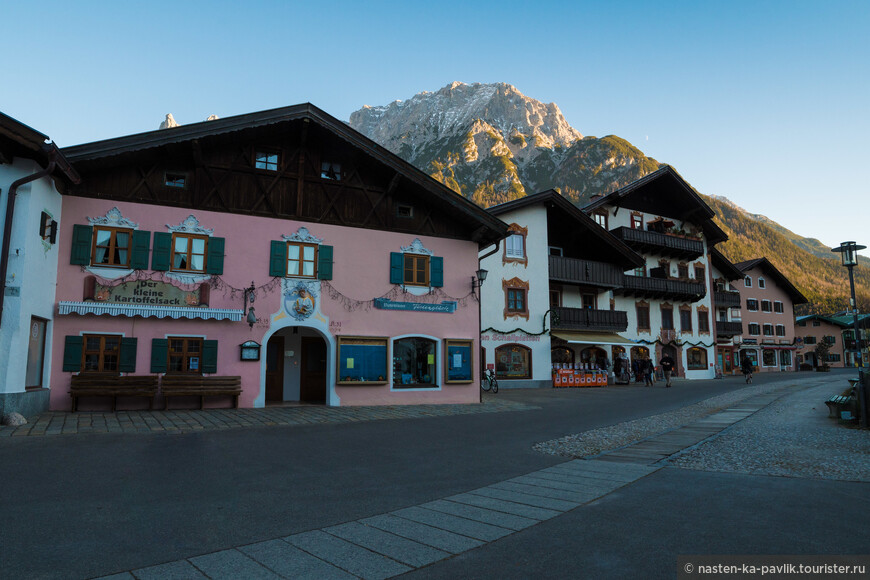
[393,337,437,387]
[445,339,473,383]
[687,347,707,370]
[495,344,531,379]
[338,337,388,384]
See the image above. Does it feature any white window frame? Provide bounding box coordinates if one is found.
[775,324,786,337]
[774,301,784,314]
[758,277,766,289]
[744,276,752,287]
[761,348,778,367]
[748,323,760,336]
[763,323,774,336]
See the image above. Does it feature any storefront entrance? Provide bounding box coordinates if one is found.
[265,327,327,404]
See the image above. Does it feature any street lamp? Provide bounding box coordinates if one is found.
[832,241,867,427]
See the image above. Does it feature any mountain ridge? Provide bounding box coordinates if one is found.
[348,82,868,313]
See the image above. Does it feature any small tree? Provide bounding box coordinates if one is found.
[814,341,831,370]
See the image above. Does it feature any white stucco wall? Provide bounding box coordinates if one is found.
[479,205,552,386]
[0,158,63,401]
[599,204,716,379]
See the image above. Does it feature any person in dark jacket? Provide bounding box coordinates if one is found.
[660,354,676,387]
[741,355,754,383]
[641,355,655,386]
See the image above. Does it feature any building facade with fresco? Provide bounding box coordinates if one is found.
[49,105,506,410]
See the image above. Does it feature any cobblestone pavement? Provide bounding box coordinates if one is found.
[533,376,828,458]
[0,394,534,438]
[669,380,870,482]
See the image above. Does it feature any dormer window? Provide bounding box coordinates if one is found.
[164,173,187,188]
[255,151,279,171]
[321,161,341,180]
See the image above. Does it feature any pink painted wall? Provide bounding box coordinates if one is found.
[51,197,483,410]
[795,319,846,368]
[737,266,798,372]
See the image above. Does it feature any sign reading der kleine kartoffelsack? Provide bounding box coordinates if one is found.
[94,280,201,307]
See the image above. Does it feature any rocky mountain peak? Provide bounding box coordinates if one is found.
[349,82,582,164]
[159,113,178,130]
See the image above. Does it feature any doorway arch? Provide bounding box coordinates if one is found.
[256,320,337,407]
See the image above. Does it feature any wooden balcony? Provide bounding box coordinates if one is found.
[548,255,624,288]
[551,307,628,332]
[616,275,707,303]
[612,227,705,260]
[714,290,741,308]
[716,320,743,337]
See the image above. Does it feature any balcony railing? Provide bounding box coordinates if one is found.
[714,290,741,308]
[616,275,707,303]
[551,307,628,332]
[549,255,624,288]
[611,227,705,260]
[716,320,743,336]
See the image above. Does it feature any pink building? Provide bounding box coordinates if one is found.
[50,105,506,410]
[794,315,848,369]
[735,258,807,372]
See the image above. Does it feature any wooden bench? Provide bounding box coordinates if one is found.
[160,376,242,410]
[70,375,159,412]
[825,390,857,420]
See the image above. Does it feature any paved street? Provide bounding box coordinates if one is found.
[2,370,867,579]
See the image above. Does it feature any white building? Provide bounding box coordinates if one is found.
[0,113,78,417]
[480,190,642,387]
[583,166,728,380]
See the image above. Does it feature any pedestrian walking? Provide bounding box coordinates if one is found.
[741,354,754,384]
[660,353,676,387]
[631,357,641,383]
[642,355,654,386]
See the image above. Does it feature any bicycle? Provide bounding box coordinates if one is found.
[481,368,498,393]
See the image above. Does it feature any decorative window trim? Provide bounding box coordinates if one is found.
[744,276,752,287]
[403,254,430,287]
[774,300,784,314]
[677,262,689,280]
[167,215,214,236]
[697,305,710,334]
[503,223,528,267]
[748,323,760,336]
[503,277,530,321]
[286,242,319,279]
[660,302,675,331]
[761,299,773,313]
[679,304,693,333]
[170,232,209,274]
[746,298,759,312]
[775,324,786,337]
[400,238,433,256]
[763,323,774,336]
[88,207,139,229]
[630,211,644,230]
[636,300,651,331]
[91,226,133,269]
[283,226,324,245]
[758,277,766,289]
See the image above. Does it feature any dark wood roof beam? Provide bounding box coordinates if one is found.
[296,119,309,217]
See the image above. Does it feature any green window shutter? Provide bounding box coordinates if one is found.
[430,256,444,287]
[119,337,138,373]
[62,336,83,372]
[130,231,151,270]
[202,340,218,374]
[390,252,404,284]
[269,240,287,277]
[152,232,171,271]
[206,236,225,275]
[70,225,93,265]
[150,339,168,373]
[317,245,333,280]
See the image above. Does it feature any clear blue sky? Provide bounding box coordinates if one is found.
[3,0,868,255]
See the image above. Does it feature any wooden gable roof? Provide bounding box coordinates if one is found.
[583,165,727,244]
[488,189,644,270]
[61,104,508,248]
[735,257,808,304]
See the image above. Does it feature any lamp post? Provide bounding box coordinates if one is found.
[472,268,488,403]
[832,241,867,428]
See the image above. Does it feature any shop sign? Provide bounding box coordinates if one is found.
[481,333,542,342]
[94,280,200,307]
[373,298,457,313]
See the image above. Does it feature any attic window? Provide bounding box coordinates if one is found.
[255,151,279,171]
[396,205,414,218]
[165,173,187,188]
[321,161,341,180]
[592,211,608,229]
